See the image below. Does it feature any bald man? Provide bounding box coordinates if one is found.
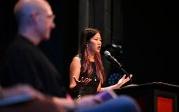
[0,0,66,97]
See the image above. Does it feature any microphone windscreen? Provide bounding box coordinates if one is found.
[104,50,111,57]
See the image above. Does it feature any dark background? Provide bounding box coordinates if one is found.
[0,0,178,88]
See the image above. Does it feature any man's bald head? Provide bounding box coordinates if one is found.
[14,0,51,26]
[13,0,55,45]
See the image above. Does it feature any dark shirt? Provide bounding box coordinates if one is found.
[0,35,66,97]
[79,62,100,96]
[70,61,100,99]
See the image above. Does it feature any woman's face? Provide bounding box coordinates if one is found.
[87,32,102,53]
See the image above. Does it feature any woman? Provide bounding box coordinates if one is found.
[69,27,132,99]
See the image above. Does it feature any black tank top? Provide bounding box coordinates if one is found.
[69,55,100,99]
[78,62,100,97]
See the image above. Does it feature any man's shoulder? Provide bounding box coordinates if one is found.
[7,37,38,54]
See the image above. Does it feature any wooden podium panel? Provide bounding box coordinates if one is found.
[114,82,179,112]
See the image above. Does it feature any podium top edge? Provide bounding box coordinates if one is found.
[120,81,179,90]
[140,82,179,88]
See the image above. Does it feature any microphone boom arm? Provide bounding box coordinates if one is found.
[104,50,130,76]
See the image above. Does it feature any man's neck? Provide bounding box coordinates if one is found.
[18,31,41,46]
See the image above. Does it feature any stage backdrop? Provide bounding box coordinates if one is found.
[0,0,178,89]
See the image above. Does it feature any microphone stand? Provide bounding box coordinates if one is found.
[113,59,133,85]
[109,55,133,85]
[109,55,130,77]
[104,50,132,83]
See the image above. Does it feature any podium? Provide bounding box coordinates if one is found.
[114,82,179,112]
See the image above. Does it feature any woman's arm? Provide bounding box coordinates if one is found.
[69,56,81,89]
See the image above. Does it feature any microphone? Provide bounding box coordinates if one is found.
[104,50,122,67]
[104,50,129,75]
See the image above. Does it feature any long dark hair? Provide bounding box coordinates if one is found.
[79,27,105,84]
